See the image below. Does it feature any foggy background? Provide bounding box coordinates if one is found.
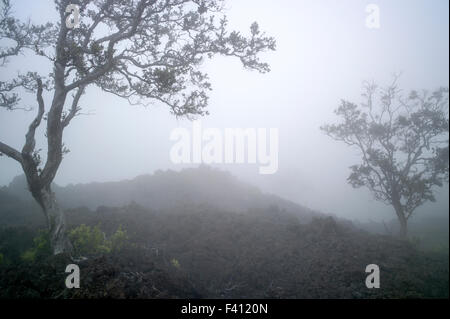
[0,0,448,222]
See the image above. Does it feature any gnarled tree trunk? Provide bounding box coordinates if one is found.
[393,201,408,239]
[40,187,71,254]
[390,189,409,239]
[397,211,408,238]
[29,182,71,255]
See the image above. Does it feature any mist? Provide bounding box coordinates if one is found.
[1,0,448,223]
[0,0,448,301]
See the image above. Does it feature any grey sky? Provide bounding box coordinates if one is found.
[0,0,448,222]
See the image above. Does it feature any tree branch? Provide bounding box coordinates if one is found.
[63,85,85,127]
[0,141,23,163]
[22,77,45,155]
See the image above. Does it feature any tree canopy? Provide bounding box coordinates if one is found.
[0,0,275,253]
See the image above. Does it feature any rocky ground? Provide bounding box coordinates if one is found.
[0,206,448,299]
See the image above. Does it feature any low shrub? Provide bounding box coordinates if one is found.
[69,224,129,257]
[21,230,51,262]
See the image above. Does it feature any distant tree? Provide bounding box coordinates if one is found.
[0,0,276,254]
[322,77,449,238]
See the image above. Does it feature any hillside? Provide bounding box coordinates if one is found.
[0,167,448,298]
[0,204,448,298]
[0,166,322,226]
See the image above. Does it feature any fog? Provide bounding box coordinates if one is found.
[0,0,448,223]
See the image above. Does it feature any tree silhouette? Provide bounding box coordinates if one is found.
[0,0,275,253]
[322,77,449,238]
